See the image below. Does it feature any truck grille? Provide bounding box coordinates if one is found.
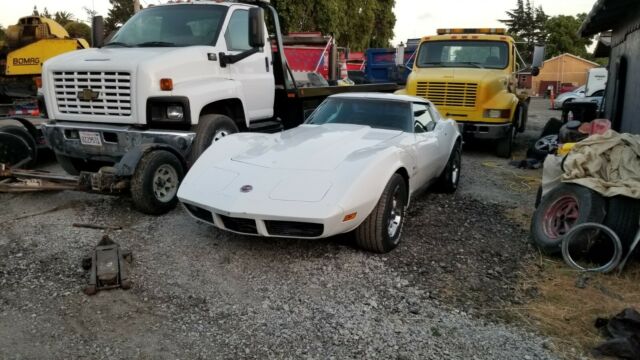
[415,82,478,108]
[52,71,132,116]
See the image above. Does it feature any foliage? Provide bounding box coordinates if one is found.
[54,11,75,27]
[105,0,135,34]
[0,24,5,43]
[500,0,548,61]
[271,0,396,51]
[544,14,593,59]
[65,22,92,45]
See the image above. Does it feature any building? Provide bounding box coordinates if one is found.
[580,0,640,133]
[531,53,600,96]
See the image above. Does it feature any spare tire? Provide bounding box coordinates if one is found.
[530,183,606,255]
[603,196,640,254]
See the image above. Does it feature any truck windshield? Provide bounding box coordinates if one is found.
[305,98,412,132]
[107,5,227,47]
[416,41,509,69]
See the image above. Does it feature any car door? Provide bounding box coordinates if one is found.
[411,103,442,187]
[223,8,275,120]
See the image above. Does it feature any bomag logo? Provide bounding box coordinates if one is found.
[13,58,41,66]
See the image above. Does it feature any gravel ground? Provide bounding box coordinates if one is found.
[1,99,561,359]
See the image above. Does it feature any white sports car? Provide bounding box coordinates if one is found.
[178,93,461,253]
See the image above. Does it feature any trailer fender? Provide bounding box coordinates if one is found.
[114,143,188,177]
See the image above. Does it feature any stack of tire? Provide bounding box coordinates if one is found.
[531,183,640,257]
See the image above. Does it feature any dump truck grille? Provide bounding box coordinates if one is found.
[415,82,478,108]
[219,215,258,234]
[52,71,132,116]
[265,221,324,238]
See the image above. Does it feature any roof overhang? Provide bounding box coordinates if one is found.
[579,0,640,37]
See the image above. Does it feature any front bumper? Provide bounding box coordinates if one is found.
[457,122,511,140]
[42,121,195,163]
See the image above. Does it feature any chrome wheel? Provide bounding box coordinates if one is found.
[535,134,559,154]
[212,129,230,145]
[387,186,403,239]
[152,164,179,202]
[451,149,461,186]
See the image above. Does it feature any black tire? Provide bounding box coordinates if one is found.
[496,125,515,158]
[0,124,37,167]
[355,174,407,253]
[0,132,31,166]
[435,140,461,193]
[530,183,606,255]
[526,134,559,160]
[131,150,184,215]
[535,185,542,209]
[517,104,529,133]
[540,118,563,137]
[190,114,239,163]
[603,196,640,253]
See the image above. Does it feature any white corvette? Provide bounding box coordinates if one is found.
[178,93,461,253]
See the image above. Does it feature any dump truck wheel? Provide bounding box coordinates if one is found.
[0,124,37,167]
[530,184,606,255]
[496,125,515,158]
[131,150,184,215]
[190,114,239,163]
[355,174,407,253]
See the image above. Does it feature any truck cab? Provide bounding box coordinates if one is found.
[399,28,542,157]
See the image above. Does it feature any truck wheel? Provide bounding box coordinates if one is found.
[190,114,239,163]
[0,124,37,167]
[530,184,606,255]
[435,140,461,193]
[496,125,515,158]
[355,174,407,253]
[517,105,528,133]
[131,150,184,215]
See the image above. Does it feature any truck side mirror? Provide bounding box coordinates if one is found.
[531,45,545,77]
[92,16,105,48]
[249,8,265,48]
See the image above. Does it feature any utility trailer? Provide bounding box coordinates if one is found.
[38,0,399,214]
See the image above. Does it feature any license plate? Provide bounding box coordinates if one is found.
[79,131,102,146]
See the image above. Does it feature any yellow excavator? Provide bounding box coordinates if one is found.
[0,16,89,167]
[1,16,89,102]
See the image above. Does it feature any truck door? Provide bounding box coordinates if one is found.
[223,8,275,120]
[411,103,442,186]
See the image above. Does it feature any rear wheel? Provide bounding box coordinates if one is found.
[190,114,239,163]
[355,174,407,253]
[0,124,37,167]
[131,150,184,215]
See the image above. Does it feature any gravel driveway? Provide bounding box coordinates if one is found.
[1,99,560,359]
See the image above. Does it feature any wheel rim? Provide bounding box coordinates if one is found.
[211,129,230,145]
[387,185,404,240]
[153,164,179,202]
[535,135,559,153]
[451,149,461,186]
[542,195,579,239]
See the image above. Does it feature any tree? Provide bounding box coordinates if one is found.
[54,11,75,26]
[544,14,593,58]
[65,21,92,45]
[500,0,547,61]
[270,0,395,51]
[105,0,135,33]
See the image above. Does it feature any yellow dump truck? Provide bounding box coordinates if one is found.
[399,28,543,158]
[1,16,89,101]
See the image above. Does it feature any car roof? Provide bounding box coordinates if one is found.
[329,92,430,105]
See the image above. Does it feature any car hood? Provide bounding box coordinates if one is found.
[231,124,403,171]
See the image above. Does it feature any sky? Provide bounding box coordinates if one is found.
[0,0,597,43]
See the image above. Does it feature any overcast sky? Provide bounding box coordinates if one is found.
[1,0,597,44]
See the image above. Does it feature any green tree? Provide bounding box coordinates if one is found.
[105,0,135,33]
[54,11,75,26]
[544,14,593,58]
[65,21,92,45]
[500,0,547,61]
[0,24,6,42]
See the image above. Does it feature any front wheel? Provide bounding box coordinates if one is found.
[190,114,239,163]
[496,125,515,158]
[355,174,407,253]
[130,150,184,215]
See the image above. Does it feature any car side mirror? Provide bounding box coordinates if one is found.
[249,8,265,48]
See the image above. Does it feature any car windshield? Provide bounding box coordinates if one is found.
[416,40,509,69]
[305,98,412,132]
[107,4,227,47]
